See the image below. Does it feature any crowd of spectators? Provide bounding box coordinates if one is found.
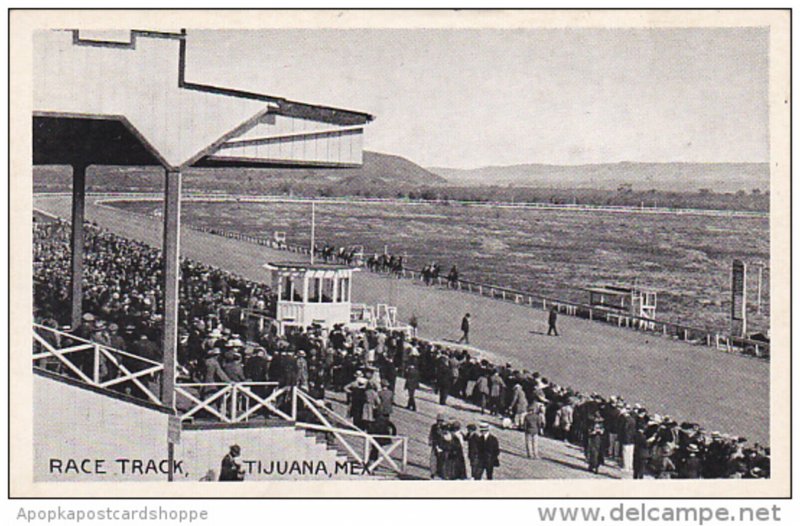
[32,218,769,479]
[406,340,770,479]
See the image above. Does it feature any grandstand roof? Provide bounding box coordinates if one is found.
[33,29,373,170]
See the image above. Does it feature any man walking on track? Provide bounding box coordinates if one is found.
[457,313,471,344]
[547,306,559,336]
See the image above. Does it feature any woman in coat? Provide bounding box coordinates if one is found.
[437,425,467,480]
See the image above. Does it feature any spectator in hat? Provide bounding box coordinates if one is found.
[523,403,541,459]
[429,413,447,478]
[107,323,127,352]
[632,425,650,480]
[378,379,394,421]
[344,376,368,430]
[404,363,420,411]
[74,312,95,340]
[488,369,506,416]
[204,348,231,385]
[509,383,529,429]
[219,444,245,481]
[222,349,246,383]
[678,443,703,479]
[618,407,637,474]
[362,382,380,432]
[475,370,490,414]
[469,422,500,480]
[586,412,605,474]
[438,423,467,480]
[296,350,309,390]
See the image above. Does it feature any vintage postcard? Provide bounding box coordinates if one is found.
[8,9,790,498]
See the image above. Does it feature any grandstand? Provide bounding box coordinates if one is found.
[31,28,382,482]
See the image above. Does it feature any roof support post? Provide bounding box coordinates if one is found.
[161,168,181,410]
[69,163,86,329]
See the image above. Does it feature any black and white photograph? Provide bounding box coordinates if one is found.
[9,8,790,499]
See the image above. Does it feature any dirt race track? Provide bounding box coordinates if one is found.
[34,195,771,447]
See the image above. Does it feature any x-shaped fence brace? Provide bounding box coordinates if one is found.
[33,325,163,405]
[175,383,290,423]
[293,388,406,473]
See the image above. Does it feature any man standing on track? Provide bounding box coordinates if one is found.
[547,306,559,336]
[457,313,471,344]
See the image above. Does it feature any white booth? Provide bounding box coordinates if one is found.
[265,262,356,334]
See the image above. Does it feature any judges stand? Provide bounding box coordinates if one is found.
[584,284,658,329]
[265,262,356,336]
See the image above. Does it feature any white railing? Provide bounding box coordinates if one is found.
[174,382,408,474]
[33,323,164,405]
[33,322,408,475]
[292,388,408,474]
[175,382,290,423]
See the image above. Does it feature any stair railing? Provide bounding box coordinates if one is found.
[291,387,408,475]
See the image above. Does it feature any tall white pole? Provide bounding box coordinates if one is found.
[310,201,316,264]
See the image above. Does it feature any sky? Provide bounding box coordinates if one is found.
[189,28,769,169]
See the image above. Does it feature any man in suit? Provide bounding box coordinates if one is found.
[619,407,638,474]
[457,313,470,344]
[429,413,447,478]
[469,422,500,480]
[547,307,559,336]
[404,363,420,411]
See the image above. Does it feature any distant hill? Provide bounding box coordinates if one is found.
[428,162,770,193]
[33,151,446,193]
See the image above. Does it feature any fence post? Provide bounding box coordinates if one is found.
[291,387,298,421]
[231,385,238,422]
[93,344,100,384]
